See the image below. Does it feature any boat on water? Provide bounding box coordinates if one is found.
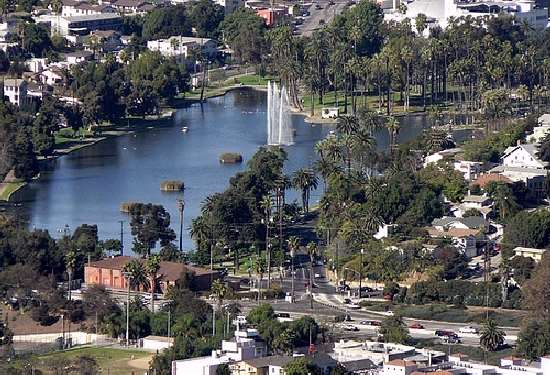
[181,127,189,133]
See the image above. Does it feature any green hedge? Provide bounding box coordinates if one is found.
[405,280,504,307]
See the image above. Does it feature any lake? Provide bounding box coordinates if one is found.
[10,88,457,253]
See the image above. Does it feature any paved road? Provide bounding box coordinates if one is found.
[298,0,348,37]
[238,296,519,347]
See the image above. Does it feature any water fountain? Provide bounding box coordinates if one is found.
[267,81,294,146]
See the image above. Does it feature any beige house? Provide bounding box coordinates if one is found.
[513,247,547,262]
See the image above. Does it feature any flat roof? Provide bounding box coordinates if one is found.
[63,13,121,22]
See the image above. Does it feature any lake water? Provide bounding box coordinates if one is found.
[10,89,458,253]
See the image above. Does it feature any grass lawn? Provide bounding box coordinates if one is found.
[0,181,25,201]
[26,347,152,375]
[360,302,525,327]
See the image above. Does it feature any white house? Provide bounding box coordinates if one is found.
[3,79,28,106]
[64,50,94,65]
[57,13,123,37]
[502,143,547,170]
[40,68,65,86]
[513,247,547,262]
[428,216,489,258]
[0,17,17,42]
[527,114,550,144]
[25,58,49,73]
[147,36,217,60]
[453,160,482,181]
[172,329,265,375]
[453,194,493,219]
[489,142,547,199]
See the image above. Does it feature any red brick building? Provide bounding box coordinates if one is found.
[84,256,218,293]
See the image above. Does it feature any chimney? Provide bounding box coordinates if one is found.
[517,139,521,146]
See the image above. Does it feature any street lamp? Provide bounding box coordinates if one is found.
[176,198,185,252]
[122,270,131,347]
[359,248,364,299]
[290,247,295,303]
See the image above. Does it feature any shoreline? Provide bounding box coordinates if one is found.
[0,84,270,203]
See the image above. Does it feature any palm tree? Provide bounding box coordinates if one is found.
[385,116,400,154]
[211,279,228,312]
[314,157,338,193]
[480,318,505,352]
[291,168,318,213]
[260,195,272,288]
[190,216,212,267]
[306,242,317,309]
[489,183,519,220]
[254,256,266,304]
[145,255,161,313]
[65,249,77,301]
[123,259,149,292]
[287,236,301,301]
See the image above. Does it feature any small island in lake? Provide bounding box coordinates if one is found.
[219,152,243,164]
[160,180,185,191]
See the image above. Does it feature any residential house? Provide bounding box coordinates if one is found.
[423,148,462,167]
[84,255,219,293]
[527,114,550,144]
[428,216,490,258]
[173,329,266,374]
[111,0,155,14]
[0,16,18,42]
[3,79,28,106]
[25,58,49,73]
[40,67,65,86]
[256,7,286,26]
[215,0,243,14]
[489,142,548,199]
[147,36,217,59]
[64,50,94,65]
[453,194,493,219]
[513,247,547,262]
[60,0,116,17]
[232,354,337,375]
[473,173,513,189]
[58,13,123,37]
[423,148,481,181]
[86,29,122,52]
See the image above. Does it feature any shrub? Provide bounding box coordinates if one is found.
[406,280,503,307]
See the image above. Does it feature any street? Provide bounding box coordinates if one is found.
[297,0,348,37]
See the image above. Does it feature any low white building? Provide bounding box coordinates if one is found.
[147,36,217,60]
[172,329,265,375]
[141,335,174,351]
[527,114,550,144]
[3,79,28,106]
[25,58,49,73]
[513,247,547,262]
[215,0,243,14]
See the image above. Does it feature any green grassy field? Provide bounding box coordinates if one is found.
[20,347,152,375]
[0,181,25,201]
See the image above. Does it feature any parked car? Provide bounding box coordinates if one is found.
[435,330,454,337]
[348,302,361,310]
[361,320,381,326]
[385,310,394,316]
[459,326,478,334]
[443,335,461,344]
[343,324,359,331]
[338,284,351,292]
[409,322,424,329]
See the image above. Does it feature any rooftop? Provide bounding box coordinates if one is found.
[427,227,481,238]
[63,13,121,22]
[513,247,547,254]
[473,172,512,188]
[386,359,417,367]
[432,216,488,229]
[87,256,216,279]
[4,78,25,85]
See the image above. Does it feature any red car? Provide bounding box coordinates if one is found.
[409,322,424,329]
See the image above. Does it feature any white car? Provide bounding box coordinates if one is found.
[459,326,478,334]
[343,324,359,331]
[347,303,361,310]
[385,310,395,316]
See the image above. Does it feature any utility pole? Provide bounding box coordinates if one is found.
[291,246,295,303]
[484,245,491,319]
[359,248,364,299]
[123,271,131,347]
[167,306,171,338]
[119,221,124,256]
[176,198,185,252]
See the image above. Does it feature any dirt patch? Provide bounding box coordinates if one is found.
[127,355,153,370]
